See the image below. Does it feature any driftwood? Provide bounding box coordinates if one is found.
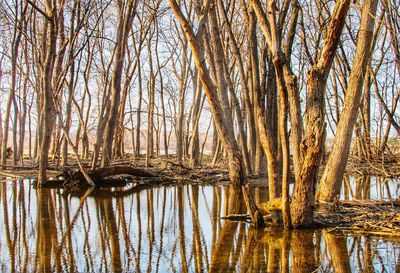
[88,166,165,180]
[38,165,232,189]
[339,199,400,207]
[314,201,400,237]
[242,185,265,228]
[38,166,169,188]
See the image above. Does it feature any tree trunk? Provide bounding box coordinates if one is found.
[38,0,58,184]
[2,9,23,168]
[168,0,246,187]
[146,40,155,167]
[189,72,202,167]
[289,0,351,227]
[175,38,188,164]
[317,0,378,202]
[101,0,137,167]
[135,56,143,158]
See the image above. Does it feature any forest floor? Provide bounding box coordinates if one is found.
[0,152,399,236]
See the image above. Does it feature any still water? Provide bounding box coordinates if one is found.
[0,177,399,272]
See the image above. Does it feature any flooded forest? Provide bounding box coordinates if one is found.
[0,0,399,272]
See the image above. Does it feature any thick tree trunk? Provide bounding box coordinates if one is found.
[251,0,351,227]
[290,70,326,227]
[290,0,351,228]
[317,0,378,203]
[38,1,58,184]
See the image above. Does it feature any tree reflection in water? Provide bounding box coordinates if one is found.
[0,178,399,272]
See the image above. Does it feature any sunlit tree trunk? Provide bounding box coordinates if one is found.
[37,0,58,184]
[317,0,379,202]
[168,0,246,186]
[189,72,202,166]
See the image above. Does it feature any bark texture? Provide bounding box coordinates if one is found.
[317,0,379,202]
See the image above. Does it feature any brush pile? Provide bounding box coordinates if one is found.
[315,200,400,237]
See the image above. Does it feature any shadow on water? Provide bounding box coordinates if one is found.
[0,176,399,272]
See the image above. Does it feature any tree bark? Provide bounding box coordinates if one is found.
[1,3,25,168]
[101,0,138,167]
[290,0,351,227]
[317,0,379,202]
[168,0,246,187]
[38,0,58,184]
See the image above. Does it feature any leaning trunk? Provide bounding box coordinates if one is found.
[317,0,378,202]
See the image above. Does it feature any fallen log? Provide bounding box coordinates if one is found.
[242,185,265,228]
[88,166,162,180]
[339,199,400,207]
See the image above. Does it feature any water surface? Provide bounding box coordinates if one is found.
[0,177,399,272]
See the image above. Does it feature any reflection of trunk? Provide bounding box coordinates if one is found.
[364,237,373,273]
[62,194,76,270]
[146,189,155,273]
[324,232,350,273]
[102,198,122,272]
[291,231,317,273]
[135,193,142,272]
[177,187,188,273]
[211,186,221,257]
[155,187,167,270]
[190,186,204,272]
[36,189,59,272]
[241,228,262,271]
[210,187,244,272]
[2,183,16,271]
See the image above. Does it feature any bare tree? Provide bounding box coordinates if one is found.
[101,0,139,167]
[317,0,380,202]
